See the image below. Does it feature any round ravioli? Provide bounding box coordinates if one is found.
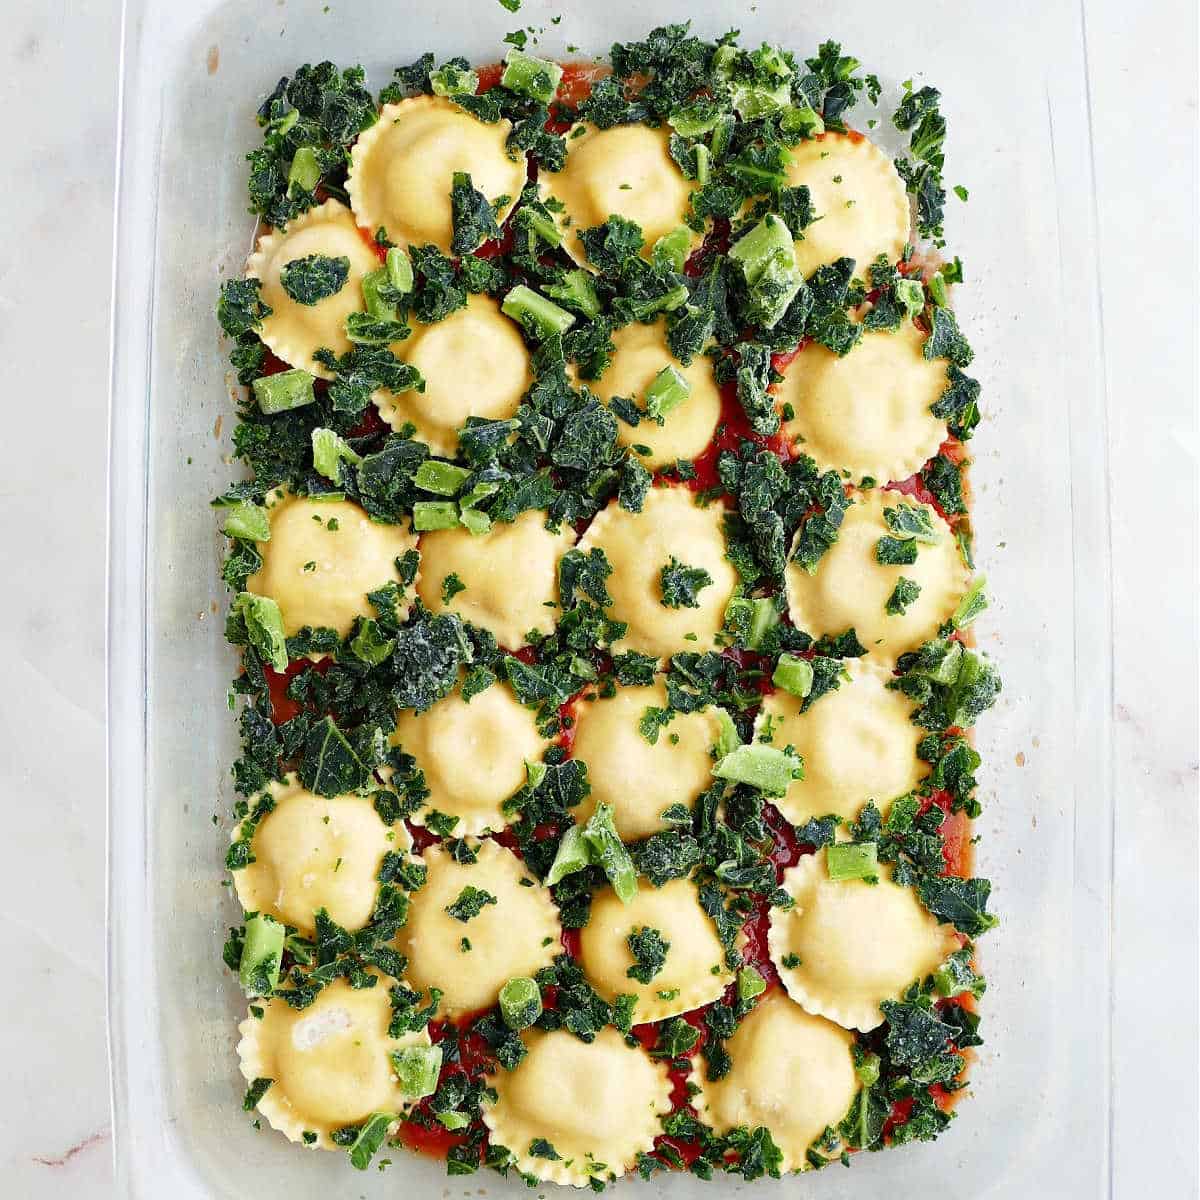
[542,122,699,269]
[245,199,382,376]
[237,973,431,1147]
[785,134,910,280]
[390,680,550,835]
[416,509,575,648]
[577,486,738,660]
[347,95,527,254]
[232,775,412,937]
[690,990,858,1171]
[777,322,948,484]
[246,493,417,640]
[768,851,960,1031]
[375,293,532,455]
[755,658,924,825]
[483,1026,672,1187]
[785,489,969,662]
[570,679,724,841]
[579,877,734,1023]
[588,318,723,469]
[394,839,561,1019]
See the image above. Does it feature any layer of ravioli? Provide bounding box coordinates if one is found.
[785,489,969,662]
[390,680,550,835]
[483,1026,672,1187]
[577,486,738,660]
[579,877,734,1023]
[570,679,724,841]
[246,493,417,640]
[375,293,532,455]
[237,973,430,1147]
[754,658,925,826]
[777,322,949,484]
[785,134,911,280]
[415,509,575,648]
[394,839,561,1019]
[541,123,698,268]
[245,199,382,377]
[232,775,411,936]
[690,990,858,1172]
[768,851,960,1031]
[588,318,723,469]
[347,95,527,254]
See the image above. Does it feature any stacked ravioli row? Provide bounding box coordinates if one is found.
[249,96,954,486]
[224,59,984,1190]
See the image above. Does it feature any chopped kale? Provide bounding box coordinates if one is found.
[279,254,350,305]
[659,556,714,609]
[444,886,499,922]
[625,926,670,984]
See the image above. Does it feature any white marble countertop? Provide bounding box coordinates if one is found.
[1,0,1195,1195]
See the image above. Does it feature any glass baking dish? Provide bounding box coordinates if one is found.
[106,0,1114,1195]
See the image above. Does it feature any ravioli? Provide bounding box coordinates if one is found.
[570,679,725,840]
[577,486,738,660]
[415,509,575,648]
[541,123,699,268]
[777,322,949,484]
[245,198,383,376]
[232,775,412,936]
[347,95,527,254]
[246,492,417,640]
[390,680,551,835]
[394,839,561,1019]
[237,973,431,1147]
[784,133,911,280]
[483,1026,672,1187]
[588,318,723,469]
[374,293,532,455]
[755,658,925,825]
[579,877,734,1023]
[768,852,960,1031]
[784,489,969,662]
[690,990,858,1172]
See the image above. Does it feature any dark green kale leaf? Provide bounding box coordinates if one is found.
[722,1126,784,1181]
[893,85,948,243]
[790,472,850,575]
[659,556,714,609]
[559,547,613,608]
[450,172,502,255]
[608,23,716,120]
[879,996,955,1067]
[626,926,670,984]
[886,577,923,615]
[930,366,982,440]
[875,535,919,565]
[218,278,272,337]
[312,345,423,415]
[630,832,703,886]
[445,886,499,922]
[798,41,869,128]
[733,343,780,436]
[652,1017,701,1059]
[299,715,370,796]
[578,217,645,273]
[924,306,974,367]
[918,875,998,937]
[390,604,473,714]
[248,63,376,228]
[893,637,1002,731]
[922,453,968,516]
[279,254,350,305]
[803,258,862,355]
